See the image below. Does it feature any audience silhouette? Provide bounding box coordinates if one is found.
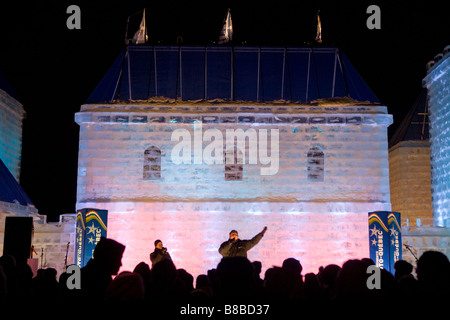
[0,237,449,303]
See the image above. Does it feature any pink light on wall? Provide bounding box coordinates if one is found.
[79,201,379,278]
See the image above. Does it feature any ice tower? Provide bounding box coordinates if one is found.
[75,46,393,276]
[0,72,25,182]
[423,46,450,228]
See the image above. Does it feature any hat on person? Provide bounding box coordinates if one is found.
[229,230,238,235]
[94,237,126,261]
[154,239,162,247]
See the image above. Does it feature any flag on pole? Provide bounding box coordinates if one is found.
[315,11,322,43]
[132,9,148,44]
[219,8,233,44]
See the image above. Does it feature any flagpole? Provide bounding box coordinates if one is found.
[125,16,130,44]
[143,9,147,44]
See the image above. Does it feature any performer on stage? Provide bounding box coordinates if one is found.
[219,227,267,258]
[150,239,172,267]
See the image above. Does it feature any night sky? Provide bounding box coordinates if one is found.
[0,1,448,221]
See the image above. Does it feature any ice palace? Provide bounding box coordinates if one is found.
[1,43,449,278]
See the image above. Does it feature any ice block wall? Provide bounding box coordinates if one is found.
[75,104,392,276]
[0,89,25,182]
[424,54,450,227]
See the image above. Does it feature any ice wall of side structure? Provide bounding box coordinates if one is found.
[424,53,450,227]
[75,103,392,277]
[0,203,76,277]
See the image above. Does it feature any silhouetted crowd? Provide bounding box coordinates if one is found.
[0,237,449,302]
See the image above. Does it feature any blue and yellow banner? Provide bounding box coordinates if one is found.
[368,211,402,274]
[75,208,108,268]
[387,212,402,272]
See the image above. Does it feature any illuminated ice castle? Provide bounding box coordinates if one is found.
[75,45,393,276]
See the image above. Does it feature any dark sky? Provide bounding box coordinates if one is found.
[0,1,448,221]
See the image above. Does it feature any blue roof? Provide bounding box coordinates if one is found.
[0,157,33,207]
[87,45,379,104]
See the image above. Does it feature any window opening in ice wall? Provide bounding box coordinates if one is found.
[143,146,162,180]
[307,146,324,182]
[225,146,243,181]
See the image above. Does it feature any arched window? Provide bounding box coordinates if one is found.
[225,146,243,181]
[143,146,161,180]
[307,147,324,182]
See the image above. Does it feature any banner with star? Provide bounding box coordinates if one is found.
[387,212,402,272]
[76,210,86,268]
[368,211,402,274]
[75,208,108,268]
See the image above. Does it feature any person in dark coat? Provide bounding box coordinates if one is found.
[218,227,267,258]
[79,237,126,299]
[150,239,172,268]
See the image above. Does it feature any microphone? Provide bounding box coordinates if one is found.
[403,243,418,260]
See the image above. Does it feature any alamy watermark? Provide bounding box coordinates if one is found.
[170,122,280,176]
[66,5,381,32]
[66,265,81,289]
[66,5,81,30]
[366,5,381,30]
[67,5,380,31]
[366,265,381,289]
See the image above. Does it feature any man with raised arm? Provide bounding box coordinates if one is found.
[219,227,267,258]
